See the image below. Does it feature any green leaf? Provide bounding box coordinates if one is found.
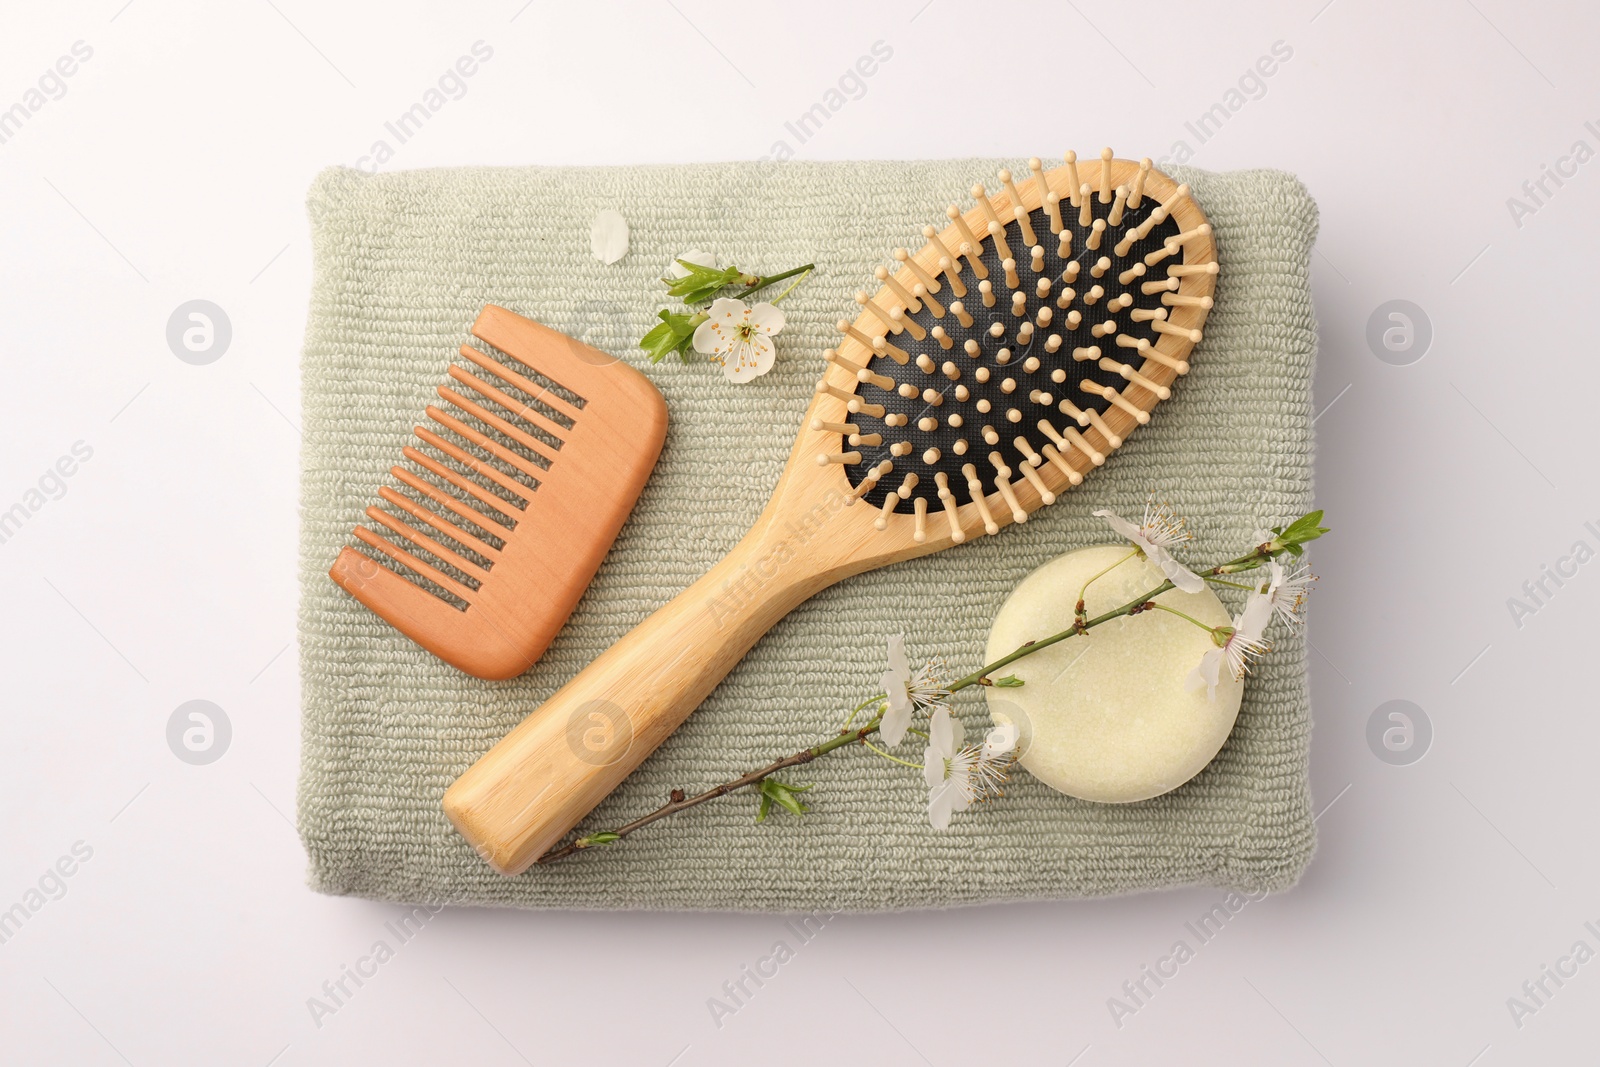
[994,675,1025,687]
[755,777,812,821]
[663,261,744,305]
[638,309,702,364]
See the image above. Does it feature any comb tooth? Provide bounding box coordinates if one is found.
[1151,318,1204,344]
[811,418,859,434]
[1081,407,1123,448]
[912,496,929,543]
[1089,256,1111,278]
[1045,334,1063,354]
[846,458,892,503]
[1078,184,1094,226]
[1090,320,1118,339]
[1166,223,1214,253]
[848,432,883,447]
[914,284,945,318]
[919,388,944,407]
[1027,157,1046,196]
[885,412,910,427]
[947,205,983,255]
[402,446,525,515]
[816,378,857,405]
[827,347,868,377]
[353,526,477,603]
[924,225,959,267]
[961,463,1000,535]
[365,505,492,583]
[1119,263,1147,286]
[1108,293,1134,312]
[378,485,501,559]
[1029,245,1045,273]
[896,247,942,294]
[1143,277,1180,295]
[889,441,914,457]
[1129,157,1152,209]
[934,472,965,543]
[427,405,547,480]
[1086,219,1106,251]
[1108,185,1130,226]
[889,306,926,341]
[1099,357,1171,400]
[978,280,996,308]
[1057,227,1073,259]
[988,221,1015,265]
[915,353,936,374]
[1153,183,1191,223]
[938,256,968,298]
[931,326,953,349]
[815,450,861,466]
[1040,443,1085,485]
[1045,189,1064,235]
[1035,277,1051,299]
[953,437,969,455]
[1098,148,1114,203]
[1129,306,1165,322]
[1115,334,1190,375]
[1000,168,1025,212]
[438,384,559,463]
[1144,242,1179,268]
[971,183,1003,229]
[1083,285,1103,306]
[897,383,920,399]
[1163,293,1214,309]
[1016,458,1056,504]
[988,453,1027,523]
[1011,291,1027,317]
[1035,306,1052,329]
[875,266,923,312]
[1013,435,1043,466]
[456,346,578,429]
[849,398,887,418]
[1014,205,1037,248]
[1017,323,1035,347]
[1002,259,1020,290]
[446,366,567,446]
[941,361,961,381]
[875,492,899,531]
[1083,381,1151,424]
[1056,287,1076,309]
[391,467,513,539]
[1063,151,1082,207]
[412,427,532,502]
[1072,345,1100,362]
[857,367,896,391]
[1168,262,1219,278]
[959,241,988,279]
[855,292,902,335]
[921,447,942,465]
[895,473,919,497]
[952,301,975,328]
[836,319,909,363]
[1039,417,1105,466]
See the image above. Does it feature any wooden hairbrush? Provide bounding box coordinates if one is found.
[329,305,667,680]
[444,150,1218,872]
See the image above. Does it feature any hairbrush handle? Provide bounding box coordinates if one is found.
[442,513,845,874]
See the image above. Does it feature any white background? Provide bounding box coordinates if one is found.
[2,1,1597,1064]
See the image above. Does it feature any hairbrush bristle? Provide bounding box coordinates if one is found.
[823,149,1216,531]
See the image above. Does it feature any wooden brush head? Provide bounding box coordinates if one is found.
[767,151,1215,564]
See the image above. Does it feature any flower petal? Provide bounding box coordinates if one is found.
[928,706,956,757]
[1186,647,1222,700]
[1093,508,1154,556]
[885,634,910,681]
[725,332,775,382]
[666,248,716,279]
[982,723,1018,759]
[879,677,912,747]
[746,301,786,336]
[705,296,751,324]
[1156,552,1207,594]
[692,317,730,358]
[588,209,629,265]
[927,781,956,830]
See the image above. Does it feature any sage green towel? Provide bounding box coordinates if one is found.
[297,160,1319,911]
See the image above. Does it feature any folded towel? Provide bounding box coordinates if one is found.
[297,159,1320,911]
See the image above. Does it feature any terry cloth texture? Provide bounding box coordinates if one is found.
[297,160,1320,912]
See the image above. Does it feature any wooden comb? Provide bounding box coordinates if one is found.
[444,151,1217,871]
[329,305,667,680]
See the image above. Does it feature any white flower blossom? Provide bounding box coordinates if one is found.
[1261,559,1314,626]
[1187,582,1274,700]
[1093,501,1205,593]
[878,634,949,747]
[692,297,785,383]
[923,710,1016,830]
